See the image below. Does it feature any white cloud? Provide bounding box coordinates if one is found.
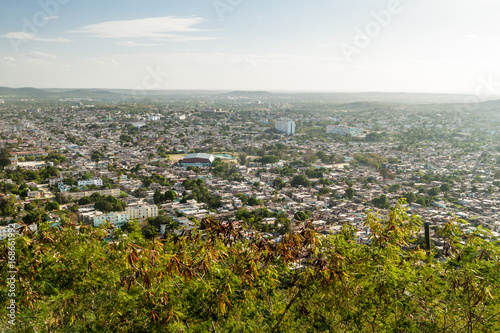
[69,16,215,42]
[465,34,478,39]
[0,51,59,67]
[44,16,59,21]
[21,51,58,60]
[78,58,120,68]
[116,41,162,47]
[155,35,216,42]
[0,32,71,43]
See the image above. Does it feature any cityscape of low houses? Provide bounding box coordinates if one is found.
[0,98,499,249]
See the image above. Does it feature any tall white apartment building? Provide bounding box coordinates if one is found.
[126,204,158,220]
[78,178,103,187]
[275,119,296,135]
[79,204,158,228]
[84,211,130,227]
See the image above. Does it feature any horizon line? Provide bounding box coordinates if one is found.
[0,86,496,97]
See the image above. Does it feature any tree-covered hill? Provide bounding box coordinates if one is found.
[1,200,499,332]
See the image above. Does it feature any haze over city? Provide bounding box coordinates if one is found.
[1,0,500,94]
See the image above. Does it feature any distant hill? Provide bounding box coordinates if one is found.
[0,87,124,101]
[0,87,226,101]
[221,91,273,98]
[478,99,500,107]
[334,101,387,111]
[0,87,493,106]
[289,92,477,105]
[61,89,123,99]
[0,87,54,98]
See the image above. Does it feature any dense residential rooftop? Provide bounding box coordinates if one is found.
[0,95,499,247]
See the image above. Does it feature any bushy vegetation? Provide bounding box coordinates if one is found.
[235,207,291,234]
[291,174,312,188]
[255,155,280,165]
[78,193,127,212]
[181,178,221,209]
[153,190,177,204]
[354,153,387,169]
[2,200,499,332]
[211,159,242,181]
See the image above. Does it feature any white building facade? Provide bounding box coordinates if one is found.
[275,119,296,135]
[82,211,129,227]
[79,204,158,228]
[78,178,103,187]
[126,204,158,220]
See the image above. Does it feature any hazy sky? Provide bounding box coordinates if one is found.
[1,0,500,94]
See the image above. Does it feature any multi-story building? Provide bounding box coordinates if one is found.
[9,150,48,161]
[62,188,120,200]
[275,119,296,135]
[326,125,364,136]
[77,178,103,187]
[80,211,130,228]
[126,204,158,220]
[79,203,158,228]
[27,191,43,199]
[49,177,64,186]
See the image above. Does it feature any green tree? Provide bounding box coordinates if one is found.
[121,220,143,241]
[164,190,176,201]
[318,187,330,195]
[0,195,16,216]
[256,155,279,165]
[272,178,286,190]
[247,197,262,206]
[428,187,441,196]
[372,194,389,208]
[0,148,12,169]
[69,204,79,213]
[380,168,396,180]
[291,174,311,188]
[148,215,178,235]
[23,209,48,224]
[91,150,104,162]
[45,201,60,211]
[294,211,309,221]
[238,153,247,166]
[440,183,451,192]
[153,190,164,204]
[388,184,400,193]
[78,196,92,205]
[405,191,417,204]
[345,187,354,200]
[142,225,158,239]
[24,202,37,211]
